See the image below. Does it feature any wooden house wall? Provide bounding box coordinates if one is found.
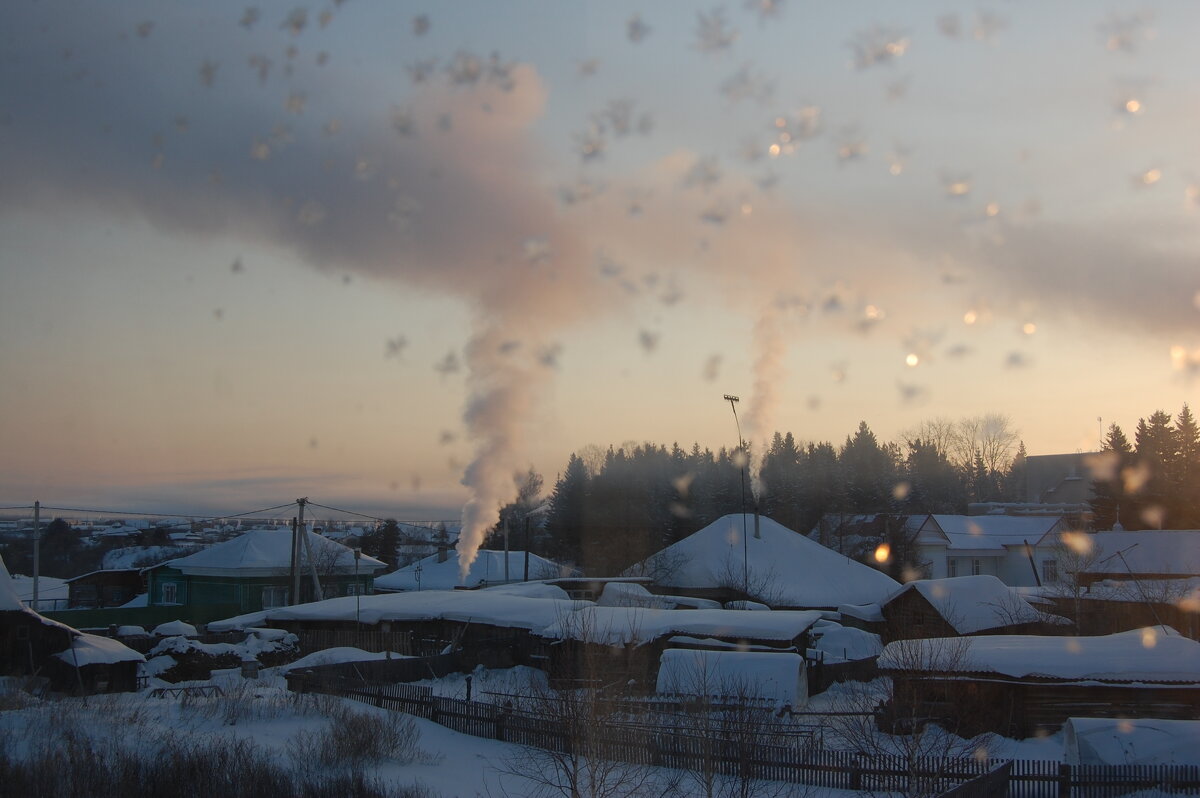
[881,590,959,642]
[1,610,72,676]
[887,674,1200,738]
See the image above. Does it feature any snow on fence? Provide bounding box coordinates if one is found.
[286,675,1200,795]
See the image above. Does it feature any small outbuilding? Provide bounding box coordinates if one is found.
[656,648,808,710]
[1,554,143,694]
[878,627,1200,738]
[880,574,1069,642]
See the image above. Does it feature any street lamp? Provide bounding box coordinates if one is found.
[723,394,750,596]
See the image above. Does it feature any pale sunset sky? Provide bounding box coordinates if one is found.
[1,1,1198,527]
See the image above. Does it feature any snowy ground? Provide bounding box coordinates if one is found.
[1,659,1071,798]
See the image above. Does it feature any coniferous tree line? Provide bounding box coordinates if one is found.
[1090,404,1200,530]
[515,414,1026,576]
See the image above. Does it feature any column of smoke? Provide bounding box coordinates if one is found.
[456,328,545,581]
[742,306,786,502]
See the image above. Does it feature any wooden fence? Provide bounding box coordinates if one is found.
[287,675,1200,796]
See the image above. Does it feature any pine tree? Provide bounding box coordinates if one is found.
[545,454,588,565]
[1090,423,1134,530]
[1172,404,1200,526]
[1134,410,1176,527]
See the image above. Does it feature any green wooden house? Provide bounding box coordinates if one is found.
[145,528,386,616]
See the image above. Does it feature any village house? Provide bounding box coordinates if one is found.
[145,527,385,616]
[877,628,1200,738]
[1,554,143,694]
[66,568,143,609]
[879,574,1070,642]
[374,548,565,592]
[912,514,1066,587]
[629,513,900,609]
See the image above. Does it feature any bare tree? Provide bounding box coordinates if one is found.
[494,608,678,798]
[823,636,995,798]
[657,653,815,798]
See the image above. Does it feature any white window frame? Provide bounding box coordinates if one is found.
[1042,559,1058,583]
[345,583,363,596]
[161,582,178,604]
[971,559,982,576]
[262,585,289,609]
[947,558,958,578]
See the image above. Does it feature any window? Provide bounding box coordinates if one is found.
[1042,559,1058,583]
[971,559,982,576]
[262,586,289,609]
[947,558,958,578]
[345,583,363,596]
[161,582,177,604]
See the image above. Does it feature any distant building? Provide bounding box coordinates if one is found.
[144,528,385,615]
[913,514,1065,587]
[66,569,144,609]
[1022,452,1099,505]
[374,548,565,592]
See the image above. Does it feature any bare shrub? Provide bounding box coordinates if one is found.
[288,701,437,775]
[495,608,679,798]
[824,638,996,798]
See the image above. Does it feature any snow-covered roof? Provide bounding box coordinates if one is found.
[1081,576,1200,604]
[1064,717,1200,766]
[838,603,884,623]
[630,514,900,608]
[282,647,408,674]
[886,575,1050,634]
[8,573,70,603]
[879,628,1200,684]
[208,586,591,633]
[0,554,24,611]
[1082,531,1200,576]
[374,549,564,592]
[597,582,678,609]
[921,515,1063,550]
[810,621,882,663]
[52,632,144,667]
[656,649,807,708]
[159,528,385,577]
[538,606,824,647]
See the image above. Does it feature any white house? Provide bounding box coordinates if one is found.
[913,514,1065,587]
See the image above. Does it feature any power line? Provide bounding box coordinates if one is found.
[0,505,34,511]
[305,501,387,523]
[33,502,296,525]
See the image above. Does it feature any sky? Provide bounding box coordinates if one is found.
[1,1,1199,545]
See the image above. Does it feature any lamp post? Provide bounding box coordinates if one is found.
[723,394,750,595]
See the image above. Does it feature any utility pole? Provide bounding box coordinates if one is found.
[290,517,299,606]
[295,497,324,603]
[32,501,40,610]
[503,517,510,583]
[724,395,750,596]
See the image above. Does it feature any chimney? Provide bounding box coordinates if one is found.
[437,544,449,563]
[753,508,761,539]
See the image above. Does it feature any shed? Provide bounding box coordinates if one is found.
[878,628,1200,737]
[656,648,808,709]
[880,575,1069,641]
[1064,717,1200,766]
[66,569,144,609]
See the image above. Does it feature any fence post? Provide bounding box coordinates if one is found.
[1058,762,1071,798]
[495,707,507,742]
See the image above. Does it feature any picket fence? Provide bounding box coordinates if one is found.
[289,676,1200,796]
